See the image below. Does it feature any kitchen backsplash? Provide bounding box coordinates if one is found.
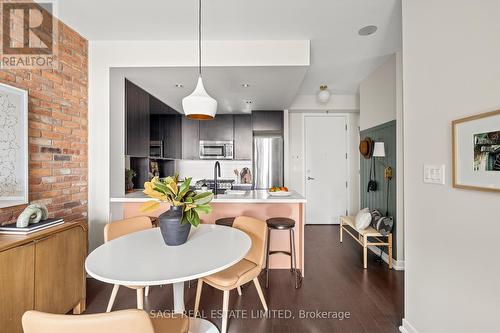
[176,160,252,183]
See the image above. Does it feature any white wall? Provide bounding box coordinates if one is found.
[88,40,310,251]
[359,55,397,130]
[401,1,500,333]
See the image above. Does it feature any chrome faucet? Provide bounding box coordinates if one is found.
[214,161,221,195]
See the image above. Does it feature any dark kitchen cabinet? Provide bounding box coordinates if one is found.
[199,115,234,141]
[182,118,200,159]
[125,79,150,156]
[150,115,182,159]
[233,115,252,160]
[252,111,283,132]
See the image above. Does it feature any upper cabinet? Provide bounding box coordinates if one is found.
[182,118,200,159]
[125,79,150,156]
[150,114,182,159]
[199,115,234,141]
[233,115,252,160]
[252,111,283,132]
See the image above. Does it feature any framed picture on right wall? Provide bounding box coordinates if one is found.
[452,109,500,192]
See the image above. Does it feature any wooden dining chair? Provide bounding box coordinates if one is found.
[104,216,153,312]
[22,309,189,333]
[194,216,268,333]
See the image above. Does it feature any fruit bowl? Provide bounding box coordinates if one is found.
[267,187,292,197]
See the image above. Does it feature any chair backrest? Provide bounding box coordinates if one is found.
[233,216,267,267]
[104,216,152,242]
[22,309,155,333]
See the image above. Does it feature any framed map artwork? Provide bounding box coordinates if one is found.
[0,83,28,208]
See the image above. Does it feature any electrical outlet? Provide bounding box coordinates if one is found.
[423,164,445,185]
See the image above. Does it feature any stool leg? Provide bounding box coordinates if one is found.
[291,228,301,289]
[289,229,294,272]
[265,228,271,289]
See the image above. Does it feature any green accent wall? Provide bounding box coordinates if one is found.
[360,120,397,258]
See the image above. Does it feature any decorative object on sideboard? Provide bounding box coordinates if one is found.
[16,203,49,228]
[125,169,137,193]
[452,109,500,192]
[317,85,331,103]
[182,0,218,120]
[0,83,28,209]
[240,167,252,184]
[141,174,214,246]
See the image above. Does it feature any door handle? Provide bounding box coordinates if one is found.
[307,177,315,180]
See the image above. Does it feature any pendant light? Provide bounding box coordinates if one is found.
[182,0,217,120]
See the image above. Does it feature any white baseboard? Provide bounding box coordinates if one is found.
[368,245,405,270]
[399,318,418,333]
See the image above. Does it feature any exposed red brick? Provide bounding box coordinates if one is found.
[0,10,88,226]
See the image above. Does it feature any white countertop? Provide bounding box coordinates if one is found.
[110,189,306,204]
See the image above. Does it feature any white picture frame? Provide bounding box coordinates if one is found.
[452,109,500,192]
[0,83,29,208]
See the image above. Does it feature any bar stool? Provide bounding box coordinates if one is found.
[264,217,302,289]
[215,217,235,227]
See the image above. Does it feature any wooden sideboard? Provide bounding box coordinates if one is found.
[0,221,88,333]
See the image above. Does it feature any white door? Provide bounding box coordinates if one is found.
[305,116,347,224]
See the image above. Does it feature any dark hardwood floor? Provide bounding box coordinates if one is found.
[85,225,403,332]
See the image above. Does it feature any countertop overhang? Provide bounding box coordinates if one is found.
[110,190,306,204]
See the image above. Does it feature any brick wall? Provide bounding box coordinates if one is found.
[0,21,88,225]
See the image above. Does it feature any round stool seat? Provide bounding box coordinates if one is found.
[215,217,236,227]
[266,217,295,230]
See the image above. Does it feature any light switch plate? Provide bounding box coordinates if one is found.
[423,164,445,185]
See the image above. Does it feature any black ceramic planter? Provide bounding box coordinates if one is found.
[159,206,191,246]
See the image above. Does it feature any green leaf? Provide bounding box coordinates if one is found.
[194,204,212,214]
[153,181,169,195]
[191,211,201,227]
[176,178,192,200]
[193,192,214,205]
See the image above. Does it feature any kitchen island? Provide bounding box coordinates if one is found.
[110,190,306,273]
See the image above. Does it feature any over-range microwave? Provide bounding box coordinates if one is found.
[199,140,234,160]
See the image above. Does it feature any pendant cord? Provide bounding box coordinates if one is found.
[198,0,202,77]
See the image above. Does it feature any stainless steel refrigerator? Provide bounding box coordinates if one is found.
[253,135,284,189]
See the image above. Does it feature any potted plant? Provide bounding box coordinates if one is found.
[125,169,136,193]
[140,175,213,246]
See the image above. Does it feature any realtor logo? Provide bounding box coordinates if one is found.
[0,0,57,68]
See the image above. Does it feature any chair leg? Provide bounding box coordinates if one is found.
[194,279,203,318]
[106,284,120,312]
[136,288,144,310]
[253,277,268,312]
[265,228,271,288]
[221,290,230,333]
[236,286,242,296]
[145,286,150,297]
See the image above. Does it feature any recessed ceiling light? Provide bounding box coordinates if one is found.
[175,84,184,88]
[358,25,378,36]
[245,100,252,104]
[241,83,250,88]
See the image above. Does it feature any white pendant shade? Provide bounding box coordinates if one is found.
[182,76,218,120]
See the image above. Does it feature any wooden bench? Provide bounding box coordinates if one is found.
[340,216,392,269]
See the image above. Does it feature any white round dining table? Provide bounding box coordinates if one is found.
[86,224,251,333]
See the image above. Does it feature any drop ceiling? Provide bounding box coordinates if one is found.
[57,0,401,97]
[111,66,308,114]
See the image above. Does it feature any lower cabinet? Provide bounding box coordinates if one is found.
[0,222,87,333]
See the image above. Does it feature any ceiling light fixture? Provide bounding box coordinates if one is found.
[245,100,252,104]
[241,83,250,88]
[358,25,378,36]
[175,84,184,88]
[317,85,331,103]
[181,0,217,120]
